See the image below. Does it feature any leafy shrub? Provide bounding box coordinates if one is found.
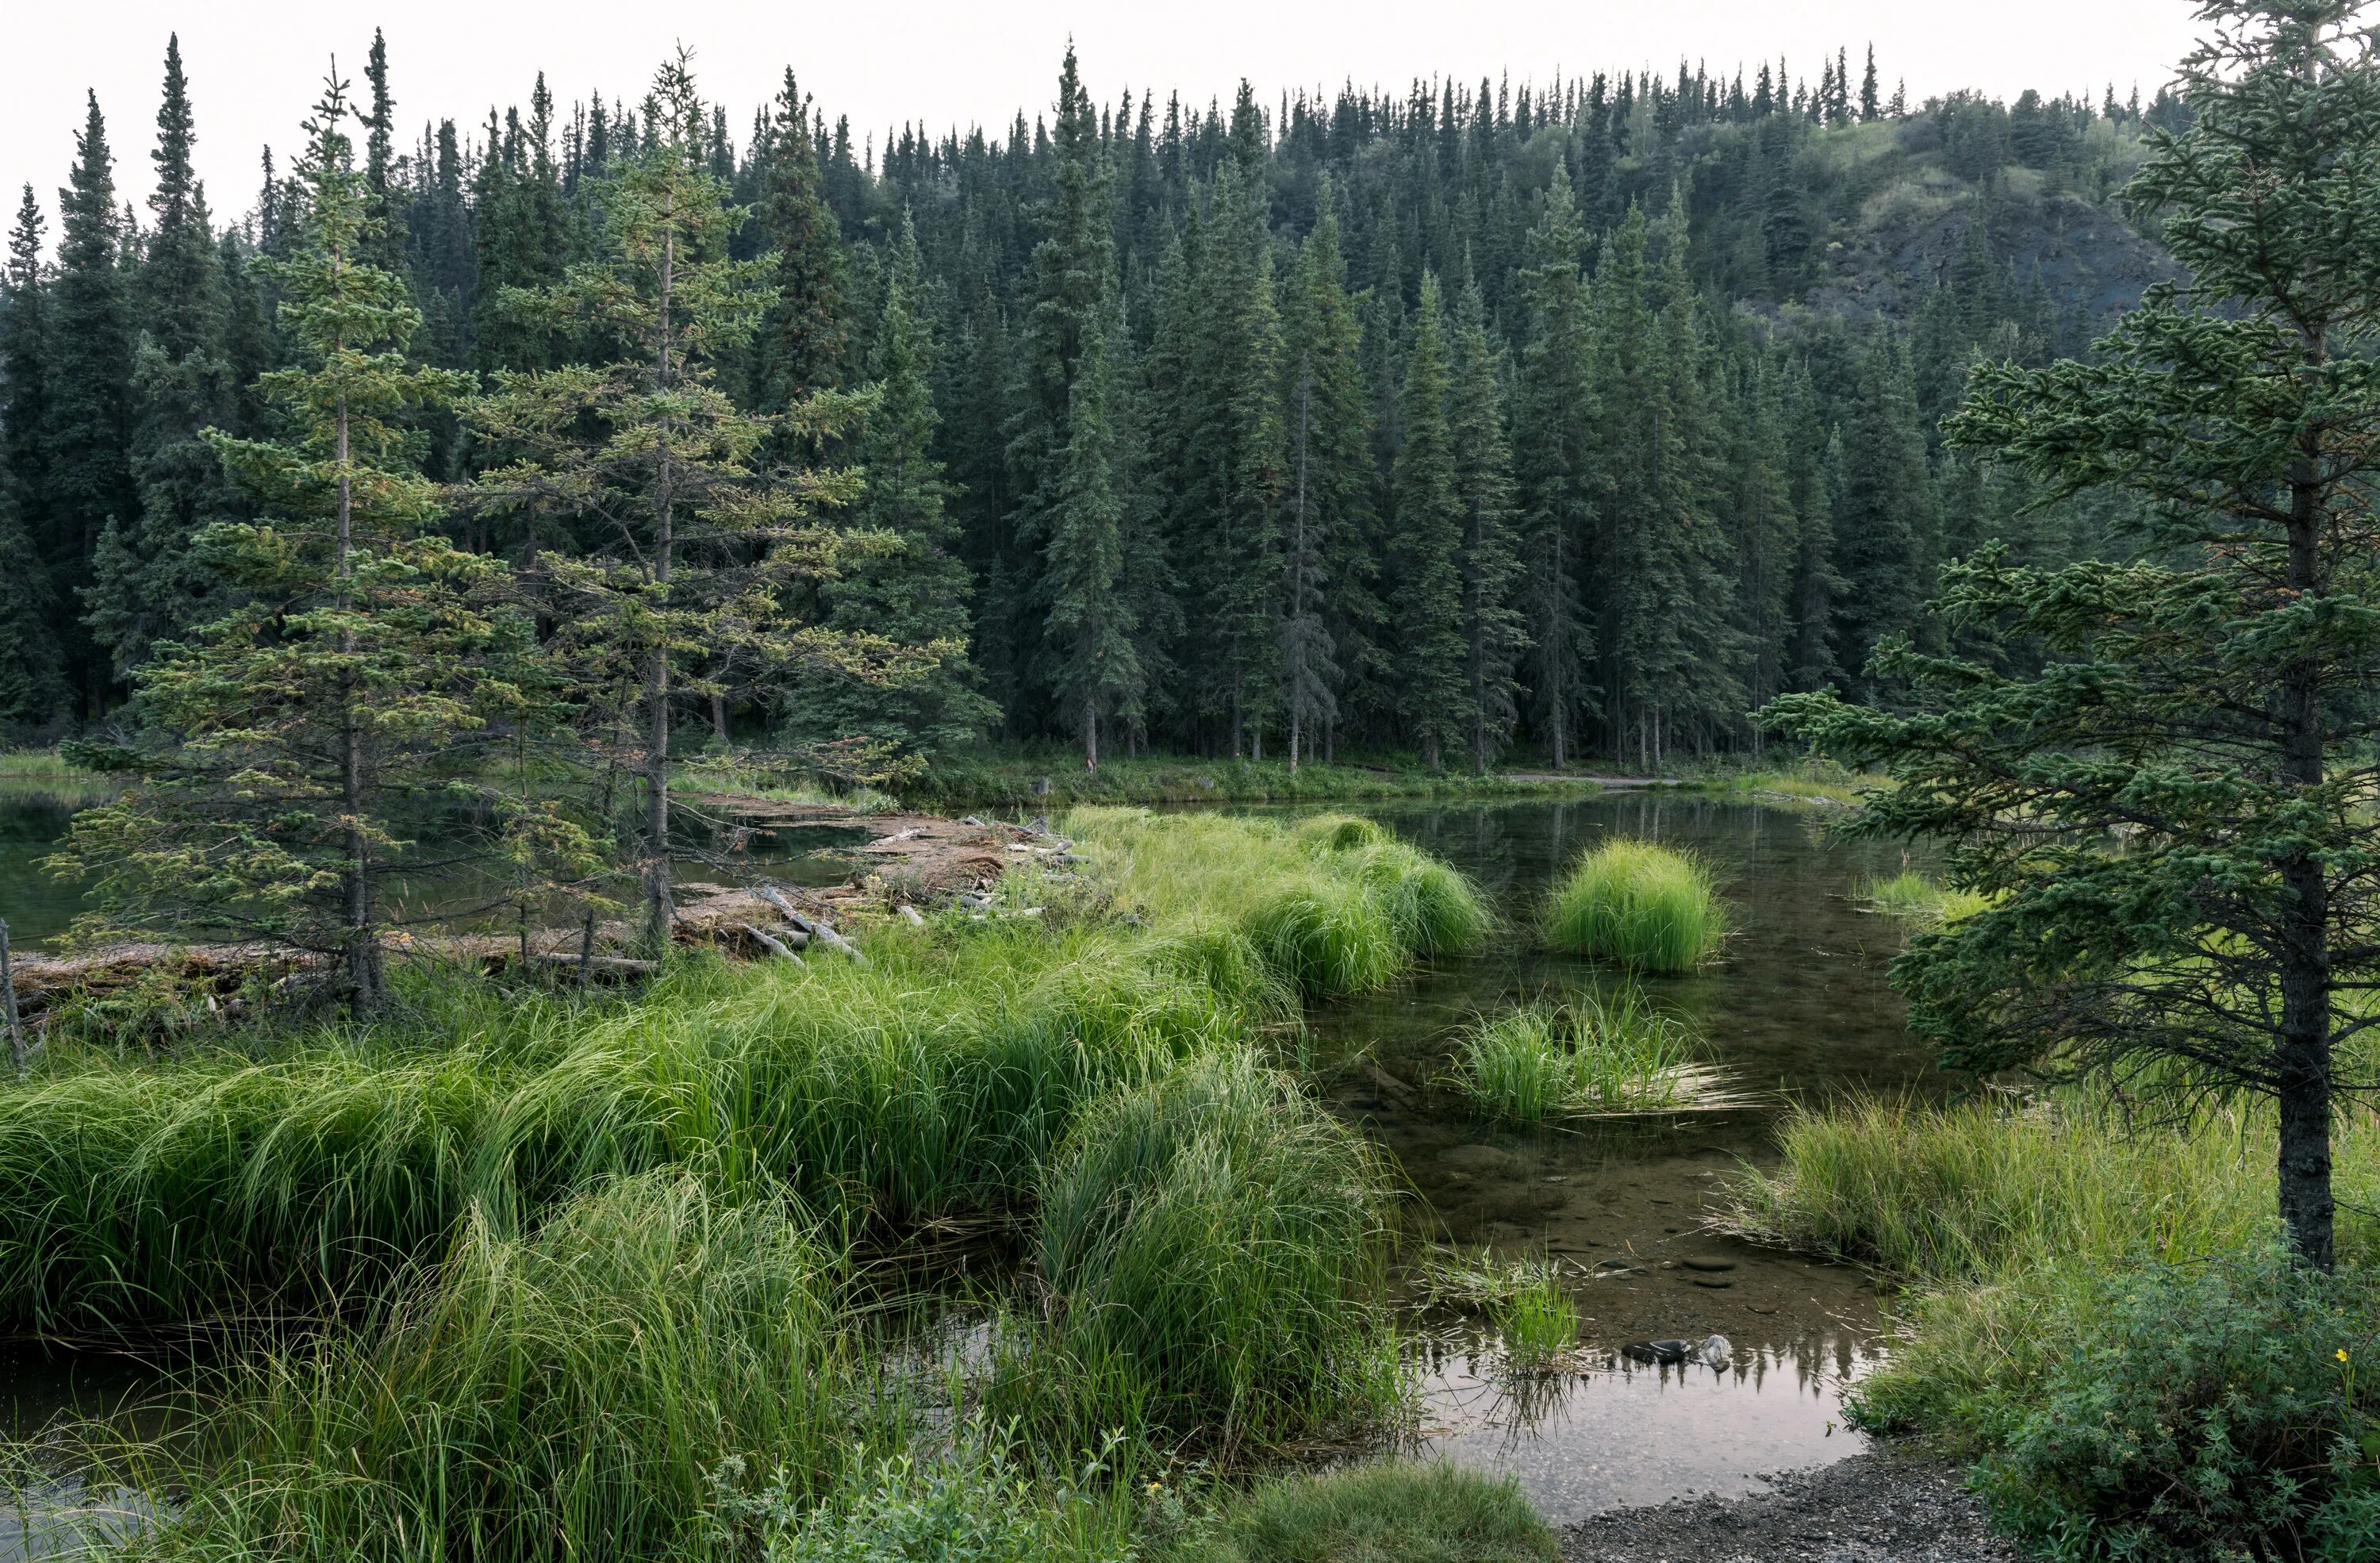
[1971,1245,2380,1562]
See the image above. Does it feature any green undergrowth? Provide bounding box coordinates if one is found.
[1451,990,1714,1123]
[1165,1461,1559,1563]
[1857,869,1991,926]
[1729,1095,2380,1552]
[1543,839,1726,974]
[909,752,1601,809]
[1687,758,1878,808]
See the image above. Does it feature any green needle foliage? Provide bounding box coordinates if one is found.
[52,72,547,1013]
[1544,839,1725,973]
[1766,1,2380,1270]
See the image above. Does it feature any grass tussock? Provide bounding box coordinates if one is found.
[1030,1054,1402,1450]
[1858,870,1990,926]
[1167,1461,1559,1563]
[156,1172,850,1561]
[1065,808,1486,999]
[1452,991,1716,1123]
[1495,1275,1580,1370]
[1542,839,1724,974]
[1728,1095,2380,1443]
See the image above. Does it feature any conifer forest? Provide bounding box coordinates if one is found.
[7,7,2380,1560]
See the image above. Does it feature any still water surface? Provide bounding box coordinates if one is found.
[0,790,1935,1525]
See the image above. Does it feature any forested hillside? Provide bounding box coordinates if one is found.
[0,36,2186,769]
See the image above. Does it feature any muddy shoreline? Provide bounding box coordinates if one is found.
[1566,1452,2017,1562]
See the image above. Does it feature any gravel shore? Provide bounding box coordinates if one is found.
[1564,1453,2020,1563]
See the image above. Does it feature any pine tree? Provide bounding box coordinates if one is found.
[1388,272,1467,770]
[1728,353,1799,740]
[1772,2,2380,1271]
[1860,45,1882,122]
[1043,297,1141,768]
[1,189,53,718]
[1514,163,1597,766]
[361,29,408,275]
[44,91,139,714]
[464,54,919,950]
[0,479,64,735]
[1780,359,1845,693]
[1829,328,1937,697]
[807,213,996,755]
[88,35,245,680]
[749,71,850,409]
[1276,178,1369,769]
[59,72,524,1013]
[1446,277,1524,771]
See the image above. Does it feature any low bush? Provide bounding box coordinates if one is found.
[1543,839,1723,973]
[1031,1054,1400,1450]
[1972,1246,2380,1563]
[1168,1461,1557,1563]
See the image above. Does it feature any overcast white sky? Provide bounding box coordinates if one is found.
[5,2,2208,240]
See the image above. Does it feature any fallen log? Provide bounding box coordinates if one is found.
[739,924,804,964]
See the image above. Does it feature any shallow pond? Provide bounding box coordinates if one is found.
[1315,793,1933,1520]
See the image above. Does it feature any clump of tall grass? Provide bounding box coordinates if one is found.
[155,1172,850,1561]
[1543,839,1724,973]
[1029,1054,1402,1451]
[1859,870,1990,926]
[1453,990,1714,1123]
[1496,1275,1580,1371]
[1064,808,1486,999]
[1727,1095,2380,1445]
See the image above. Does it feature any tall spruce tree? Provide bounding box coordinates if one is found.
[749,71,850,409]
[1043,297,1142,767]
[464,54,919,950]
[1449,277,1526,771]
[1388,272,1468,770]
[1771,1,2380,1272]
[0,186,57,728]
[44,91,140,714]
[59,73,520,1013]
[1514,163,1598,766]
[1829,327,1937,697]
[89,36,246,680]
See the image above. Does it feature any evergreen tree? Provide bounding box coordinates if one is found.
[1,189,52,689]
[59,73,523,1013]
[361,29,408,275]
[0,479,64,735]
[1729,353,1799,735]
[1449,278,1525,772]
[1781,359,1845,693]
[89,35,245,680]
[1276,179,1369,769]
[808,214,995,755]
[1829,328,1937,697]
[1043,297,1141,767]
[749,71,850,409]
[1388,272,1467,770]
[464,55,919,950]
[44,91,140,714]
[1772,2,2380,1271]
[1514,163,1598,766]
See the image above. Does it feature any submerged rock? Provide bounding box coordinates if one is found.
[1618,1334,1732,1368]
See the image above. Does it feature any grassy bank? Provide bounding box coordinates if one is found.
[1730,1096,2380,1553]
[0,807,1505,1558]
[908,751,1603,809]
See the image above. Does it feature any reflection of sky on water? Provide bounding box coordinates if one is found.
[1414,1330,1886,1523]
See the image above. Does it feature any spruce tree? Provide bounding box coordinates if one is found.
[464,55,917,950]
[1449,278,1526,772]
[0,482,64,735]
[1388,272,1467,770]
[749,71,850,409]
[1,189,53,709]
[1043,298,1142,768]
[88,35,245,679]
[1771,2,2380,1271]
[59,73,521,1013]
[1514,163,1597,766]
[44,91,139,714]
[1729,353,1799,735]
[1829,328,1937,697]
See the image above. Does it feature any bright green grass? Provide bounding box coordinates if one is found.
[140,1171,853,1561]
[1496,1276,1580,1370]
[1453,991,1713,1123]
[1166,1461,1558,1563]
[1542,839,1724,973]
[1028,1053,1401,1451]
[1727,1095,2380,1443]
[1859,870,1991,926]
[912,752,1603,810]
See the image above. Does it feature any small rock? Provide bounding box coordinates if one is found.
[1680,1256,1737,1273]
[1620,1338,1695,1365]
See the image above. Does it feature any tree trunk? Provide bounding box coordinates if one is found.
[332,374,384,1014]
[710,692,728,743]
[2276,454,2335,1269]
[1084,694,1099,773]
[641,213,679,956]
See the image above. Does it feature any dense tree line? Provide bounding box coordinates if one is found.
[1,33,2180,768]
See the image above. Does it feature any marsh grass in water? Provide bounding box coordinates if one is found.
[1542,839,1724,974]
[1164,1461,1559,1563]
[1452,990,1721,1123]
[1856,869,1990,927]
